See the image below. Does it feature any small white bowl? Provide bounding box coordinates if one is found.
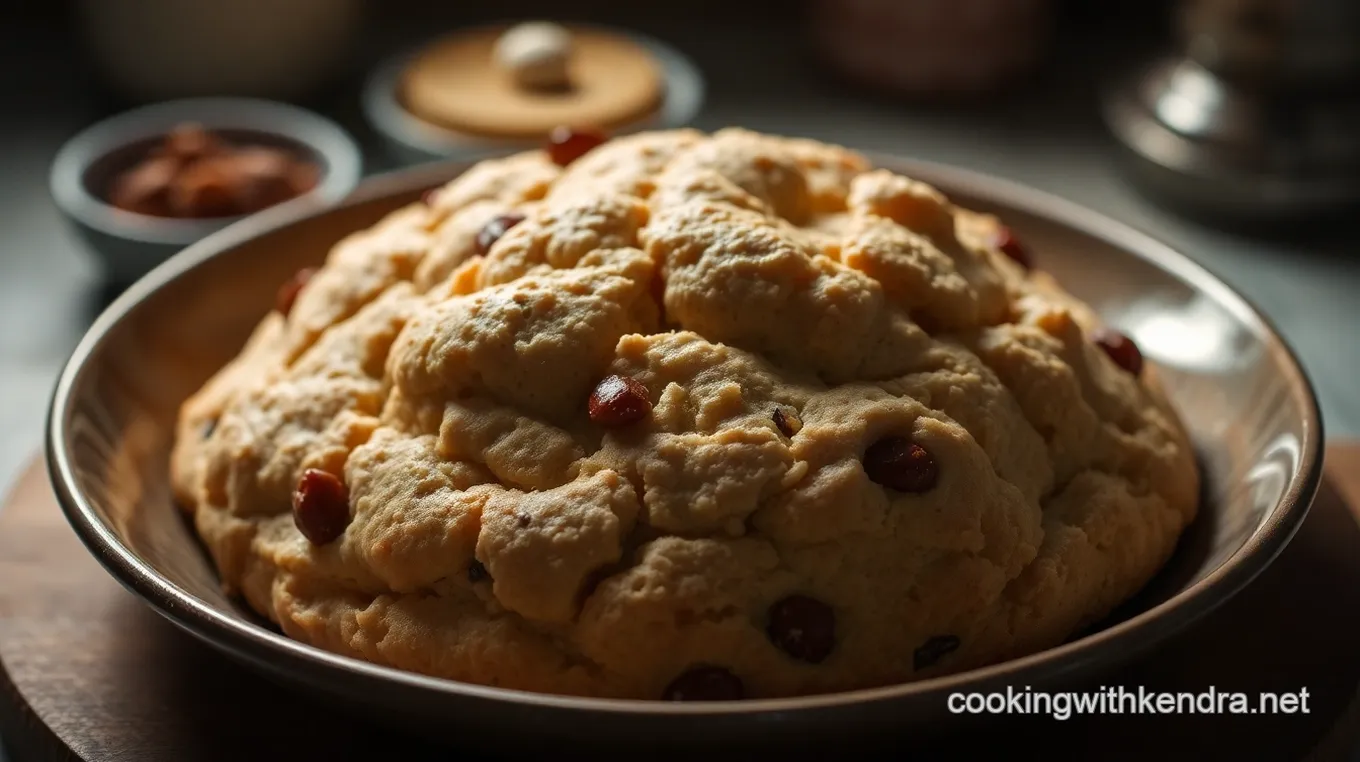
[51,97,363,284]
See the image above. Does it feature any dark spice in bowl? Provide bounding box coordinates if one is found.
[106,123,319,219]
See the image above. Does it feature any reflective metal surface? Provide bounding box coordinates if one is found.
[45,157,1323,755]
[1103,0,1360,223]
[1177,0,1360,86]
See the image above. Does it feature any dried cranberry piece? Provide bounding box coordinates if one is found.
[168,157,238,218]
[992,226,1033,270]
[160,123,218,162]
[863,437,938,493]
[1093,327,1144,376]
[108,155,179,216]
[767,595,836,663]
[772,407,802,437]
[275,267,318,317]
[588,375,652,427]
[475,212,527,255]
[232,147,305,211]
[914,635,961,670]
[546,126,607,166]
[291,469,350,545]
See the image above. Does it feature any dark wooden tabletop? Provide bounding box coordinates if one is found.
[3,444,1360,761]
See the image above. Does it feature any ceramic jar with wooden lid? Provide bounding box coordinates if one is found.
[808,0,1053,97]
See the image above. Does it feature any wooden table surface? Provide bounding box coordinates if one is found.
[3,445,1360,762]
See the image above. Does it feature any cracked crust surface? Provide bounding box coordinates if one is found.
[170,128,1199,699]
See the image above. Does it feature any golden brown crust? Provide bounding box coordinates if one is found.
[172,128,1199,699]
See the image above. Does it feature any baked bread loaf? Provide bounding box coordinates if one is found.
[170,127,1199,701]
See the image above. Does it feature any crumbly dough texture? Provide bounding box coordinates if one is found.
[171,128,1199,700]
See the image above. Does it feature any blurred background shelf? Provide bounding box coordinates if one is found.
[3,0,1357,501]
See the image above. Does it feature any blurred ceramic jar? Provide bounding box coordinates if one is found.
[1177,0,1360,87]
[808,0,1052,97]
[77,0,365,102]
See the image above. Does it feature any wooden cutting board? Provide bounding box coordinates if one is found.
[3,445,1360,762]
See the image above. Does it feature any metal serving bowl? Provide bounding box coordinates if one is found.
[45,155,1323,757]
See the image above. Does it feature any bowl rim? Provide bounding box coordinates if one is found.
[360,21,707,161]
[49,96,364,246]
[47,152,1324,716]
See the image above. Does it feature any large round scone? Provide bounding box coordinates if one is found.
[170,128,1200,701]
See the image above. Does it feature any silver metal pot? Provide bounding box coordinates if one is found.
[1178,0,1360,87]
[1103,0,1360,223]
